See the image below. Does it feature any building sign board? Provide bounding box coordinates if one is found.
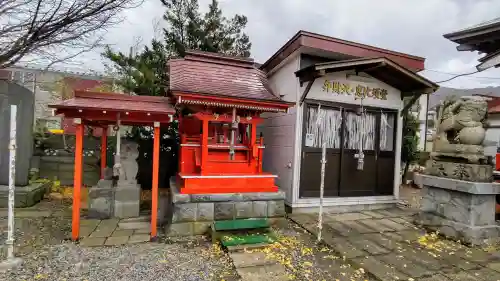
[322,80,388,100]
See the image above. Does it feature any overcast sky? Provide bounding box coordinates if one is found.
[80,0,500,89]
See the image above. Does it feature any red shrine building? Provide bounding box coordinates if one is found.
[169,51,291,194]
[50,30,438,241]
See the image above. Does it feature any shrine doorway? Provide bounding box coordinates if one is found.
[299,101,397,198]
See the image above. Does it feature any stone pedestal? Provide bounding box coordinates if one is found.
[88,179,114,219]
[113,140,141,218]
[114,182,140,218]
[415,174,500,245]
[166,178,286,236]
[426,160,493,182]
[0,181,51,208]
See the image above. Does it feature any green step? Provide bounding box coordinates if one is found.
[220,233,276,247]
[213,218,270,231]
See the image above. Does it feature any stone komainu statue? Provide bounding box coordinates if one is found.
[435,96,488,148]
[427,95,492,182]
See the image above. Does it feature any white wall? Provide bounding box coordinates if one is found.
[258,54,300,205]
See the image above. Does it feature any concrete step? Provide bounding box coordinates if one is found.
[118,221,150,230]
[236,264,288,281]
[229,251,276,268]
[120,216,150,223]
[226,243,273,253]
[220,233,275,247]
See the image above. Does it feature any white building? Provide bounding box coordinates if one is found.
[258,31,438,212]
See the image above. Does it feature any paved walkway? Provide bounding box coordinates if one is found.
[5,200,500,280]
[79,217,152,247]
[290,208,500,281]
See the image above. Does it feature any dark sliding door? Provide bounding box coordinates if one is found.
[299,102,397,198]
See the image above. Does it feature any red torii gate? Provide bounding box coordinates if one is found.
[50,90,175,241]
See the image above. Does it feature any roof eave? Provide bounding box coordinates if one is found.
[444,24,500,43]
[295,57,438,95]
[171,90,294,107]
[261,30,426,73]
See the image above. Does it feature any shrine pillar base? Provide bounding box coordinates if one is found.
[114,182,141,219]
[414,174,500,245]
[165,177,286,237]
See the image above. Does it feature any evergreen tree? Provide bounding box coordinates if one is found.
[401,104,420,183]
[103,0,251,96]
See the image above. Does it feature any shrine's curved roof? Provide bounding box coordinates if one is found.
[169,51,281,102]
[50,91,175,114]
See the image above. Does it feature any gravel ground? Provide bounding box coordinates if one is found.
[0,239,238,281]
[0,199,380,280]
[0,199,239,281]
[0,200,73,259]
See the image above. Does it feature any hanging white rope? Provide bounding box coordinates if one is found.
[356,98,365,170]
[380,112,393,151]
[318,141,326,242]
[314,105,343,242]
[315,103,325,243]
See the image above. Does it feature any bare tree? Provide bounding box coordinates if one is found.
[0,0,143,68]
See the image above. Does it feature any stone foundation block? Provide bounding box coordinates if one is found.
[242,191,286,201]
[415,174,500,245]
[214,202,235,220]
[114,186,140,201]
[166,178,286,237]
[0,181,50,208]
[173,203,197,223]
[252,201,268,217]
[235,202,253,219]
[193,222,211,235]
[166,222,192,236]
[197,203,214,221]
[114,201,140,218]
[415,212,500,245]
[268,200,286,217]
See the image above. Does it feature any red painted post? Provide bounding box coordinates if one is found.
[201,119,209,174]
[72,119,84,241]
[151,122,160,239]
[100,126,107,179]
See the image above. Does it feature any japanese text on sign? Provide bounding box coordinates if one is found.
[322,80,388,100]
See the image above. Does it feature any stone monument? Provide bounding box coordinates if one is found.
[0,81,49,208]
[88,168,114,219]
[113,139,141,218]
[415,96,500,245]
